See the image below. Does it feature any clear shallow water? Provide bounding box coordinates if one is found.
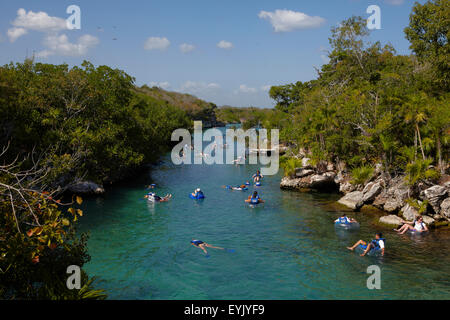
[79,131,450,300]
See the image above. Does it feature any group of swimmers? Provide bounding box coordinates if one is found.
[335,212,429,256]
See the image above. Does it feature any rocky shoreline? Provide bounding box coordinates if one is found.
[280,157,450,229]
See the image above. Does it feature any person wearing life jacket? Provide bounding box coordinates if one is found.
[191,188,204,198]
[190,240,224,256]
[245,191,264,204]
[394,215,428,234]
[334,213,357,225]
[347,233,385,256]
[252,170,263,183]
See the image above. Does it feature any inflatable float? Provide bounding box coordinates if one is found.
[189,193,205,199]
[334,221,360,230]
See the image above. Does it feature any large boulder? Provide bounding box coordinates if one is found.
[362,182,383,203]
[384,197,405,213]
[379,177,410,213]
[338,191,364,210]
[423,215,435,226]
[295,168,314,178]
[68,181,105,194]
[422,185,448,213]
[379,215,404,226]
[339,181,356,194]
[440,198,450,219]
[280,172,337,191]
[400,204,435,225]
[401,203,419,221]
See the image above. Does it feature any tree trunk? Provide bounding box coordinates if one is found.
[414,129,418,161]
[416,123,425,160]
[437,134,443,174]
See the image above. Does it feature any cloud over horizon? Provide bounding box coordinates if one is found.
[144,37,170,51]
[258,9,325,32]
[6,8,99,58]
[217,40,233,50]
[180,43,195,53]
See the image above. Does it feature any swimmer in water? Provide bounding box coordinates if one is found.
[224,184,247,191]
[245,191,264,204]
[335,213,358,225]
[191,188,204,198]
[190,240,224,256]
[144,193,172,202]
[347,233,385,256]
[394,215,428,234]
[252,170,263,182]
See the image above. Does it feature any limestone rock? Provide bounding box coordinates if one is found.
[440,198,450,219]
[423,185,447,213]
[295,168,314,178]
[338,191,364,210]
[362,182,382,203]
[379,215,403,226]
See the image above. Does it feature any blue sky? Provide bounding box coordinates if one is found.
[0,0,425,107]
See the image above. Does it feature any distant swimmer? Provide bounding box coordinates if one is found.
[191,188,205,199]
[252,170,263,182]
[232,155,246,165]
[190,240,224,256]
[347,233,385,256]
[145,192,172,202]
[245,191,264,204]
[394,215,428,234]
[224,184,248,191]
[335,213,358,225]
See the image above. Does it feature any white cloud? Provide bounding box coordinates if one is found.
[236,84,257,94]
[261,85,272,92]
[180,43,195,53]
[7,27,28,42]
[385,0,404,5]
[258,9,325,32]
[179,81,220,93]
[36,34,99,58]
[7,8,67,41]
[144,37,170,51]
[5,8,98,57]
[217,40,233,50]
[149,81,171,90]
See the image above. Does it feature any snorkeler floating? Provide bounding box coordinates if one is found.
[190,240,225,257]
[347,233,385,256]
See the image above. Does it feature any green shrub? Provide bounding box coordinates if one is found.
[405,159,440,186]
[281,157,303,177]
[350,166,374,185]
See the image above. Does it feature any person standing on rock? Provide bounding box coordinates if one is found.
[394,216,428,234]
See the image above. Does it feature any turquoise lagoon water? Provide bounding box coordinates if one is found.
[78,130,450,300]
